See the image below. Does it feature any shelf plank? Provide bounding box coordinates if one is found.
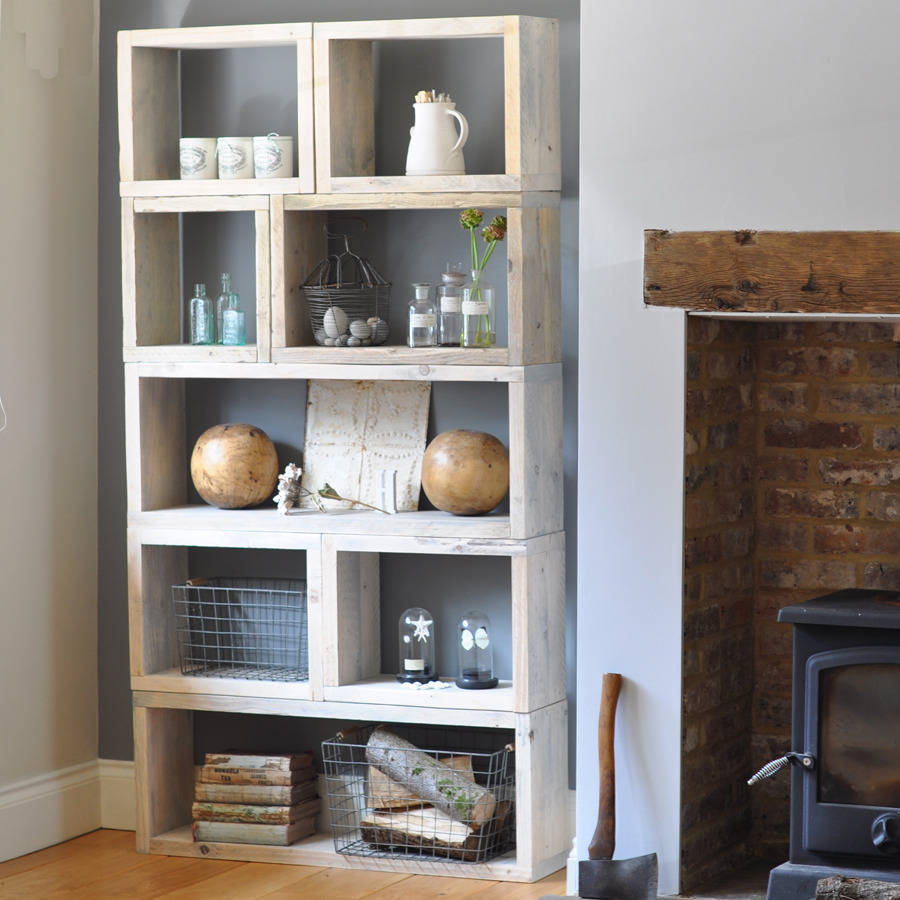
[328,174,561,193]
[322,676,516,713]
[284,192,559,210]
[128,22,312,49]
[132,669,313,700]
[314,17,507,40]
[121,184,559,206]
[123,345,258,363]
[130,506,513,541]
[132,195,269,212]
[149,826,554,882]
[121,178,302,198]
[133,689,517,728]
[128,359,559,382]
[270,345,510,366]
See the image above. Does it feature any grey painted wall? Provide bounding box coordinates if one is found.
[98,0,578,778]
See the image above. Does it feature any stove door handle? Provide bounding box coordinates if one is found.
[747,751,815,786]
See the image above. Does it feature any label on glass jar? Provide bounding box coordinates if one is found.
[409,313,436,327]
[441,297,461,313]
[404,658,425,671]
[462,300,490,316]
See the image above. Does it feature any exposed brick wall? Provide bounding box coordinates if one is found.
[751,320,900,860]
[681,319,900,887]
[682,318,757,890]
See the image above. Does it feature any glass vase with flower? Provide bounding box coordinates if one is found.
[458,209,507,348]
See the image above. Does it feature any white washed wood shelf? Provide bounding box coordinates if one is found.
[120,14,566,884]
[118,23,315,192]
[313,16,560,194]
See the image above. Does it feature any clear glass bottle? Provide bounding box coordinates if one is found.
[222,290,246,346]
[215,272,232,344]
[397,607,436,683]
[189,283,213,345]
[456,610,498,689]
[461,270,495,348]
[408,282,437,348]
[437,262,465,346]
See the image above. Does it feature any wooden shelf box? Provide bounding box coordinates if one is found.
[270,198,561,368]
[124,364,562,540]
[118,23,315,195]
[321,532,565,716]
[121,197,271,362]
[313,16,560,194]
[131,698,568,882]
[127,534,321,701]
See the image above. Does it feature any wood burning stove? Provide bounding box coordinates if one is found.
[766,589,900,899]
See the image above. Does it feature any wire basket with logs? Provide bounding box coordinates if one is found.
[321,724,515,864]
[302,225,391,348]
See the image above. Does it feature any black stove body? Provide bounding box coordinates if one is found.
[768,589,900,900]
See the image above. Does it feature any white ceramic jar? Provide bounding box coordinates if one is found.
[216,136,254,179]
[253,133,293,178]
[179,137,217,179]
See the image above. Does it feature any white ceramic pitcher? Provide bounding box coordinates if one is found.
[405,101,469,176]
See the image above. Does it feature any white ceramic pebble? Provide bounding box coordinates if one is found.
[323,337,335,346]
[336,334,348,346]
[314,328,326,344]
[349,319,371,339]
[347,336,361,347]
[367,317,389,344]
[323,306,349,338]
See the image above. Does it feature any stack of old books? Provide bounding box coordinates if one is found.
[191,751,319,846]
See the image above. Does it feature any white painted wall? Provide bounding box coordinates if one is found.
[0,0,99,855]
[578,2,900,893]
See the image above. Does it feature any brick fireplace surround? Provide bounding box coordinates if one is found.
[645,230,900,893]
[683,317,900,889]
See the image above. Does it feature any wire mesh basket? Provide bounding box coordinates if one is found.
[322,724,515,864]
[302,228,391,348]
[172,576,308,681]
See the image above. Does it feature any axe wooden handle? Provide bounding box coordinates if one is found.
[587,672,622,861]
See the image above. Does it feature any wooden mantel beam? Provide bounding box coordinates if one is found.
[644,230,900,314]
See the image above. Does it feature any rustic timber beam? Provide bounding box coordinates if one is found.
[644,230,900,314]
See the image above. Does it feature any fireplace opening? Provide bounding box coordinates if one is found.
[681,317,900,895]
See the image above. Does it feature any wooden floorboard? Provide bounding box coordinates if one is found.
[0,830,568,898]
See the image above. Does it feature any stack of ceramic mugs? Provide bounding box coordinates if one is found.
[179,133,293,180]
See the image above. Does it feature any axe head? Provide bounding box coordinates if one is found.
[579,852,658,900]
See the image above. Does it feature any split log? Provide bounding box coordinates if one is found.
[361,800,512,861]
[816,875,900,900]
[365,727,495,826]
[361,807,477,859]
[368,755,474,811]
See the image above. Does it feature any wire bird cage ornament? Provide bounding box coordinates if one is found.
[303,224,391,347]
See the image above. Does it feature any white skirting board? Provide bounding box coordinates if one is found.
[0,761,101,863]
[0,759,139,863]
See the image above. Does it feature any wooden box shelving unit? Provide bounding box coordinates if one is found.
[119,16,566,883]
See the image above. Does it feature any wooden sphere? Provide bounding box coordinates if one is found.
[190,424,279,509]
[421,430,510,516]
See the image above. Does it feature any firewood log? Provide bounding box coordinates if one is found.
[816,875,900,899]
[368,755,474,811]
[365,727,496,826]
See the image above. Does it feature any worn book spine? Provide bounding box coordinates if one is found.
[198,765,314,786]
[203,751,314,772]
[192,817,316,846]
[194,780,317,805]
[192,797,321,824]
